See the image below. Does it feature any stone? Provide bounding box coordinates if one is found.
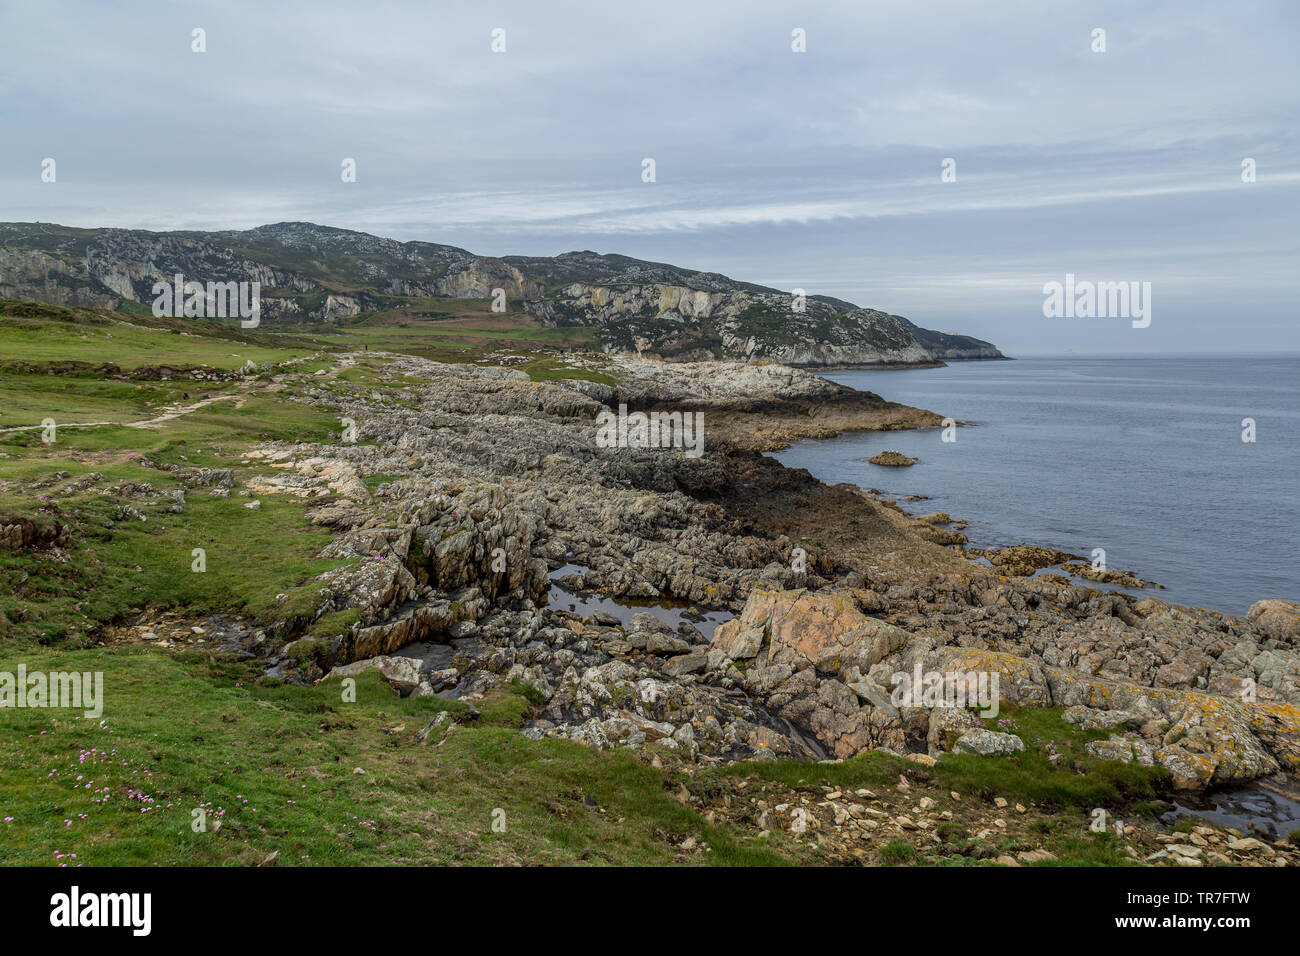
[326,655,423,693]
[664,651,707,677]
[952,729,1025,757]
[1247,600,1300,639]
[1017,849,1057,864]
[868,451,917,467]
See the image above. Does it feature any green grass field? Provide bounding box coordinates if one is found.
[0,652,794,866]
[0,300,323,370]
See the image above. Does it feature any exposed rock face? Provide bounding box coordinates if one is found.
[523,279,1001,366]
[0,247,119,308]
[1059,562,1160,589]
[702,587,1300,788]
[320,294,362,321]
[972,545,1082,576]
[0,221,1001,366]
[325,655,423,693]
[0,515,68,552]
[710,587,908,676]
[596,358,946,451]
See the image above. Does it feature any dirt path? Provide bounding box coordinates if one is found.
[0,353,367,437]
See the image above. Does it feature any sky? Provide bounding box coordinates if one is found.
[2,0,1297,355]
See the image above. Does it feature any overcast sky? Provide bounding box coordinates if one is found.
[2,0,1297,354]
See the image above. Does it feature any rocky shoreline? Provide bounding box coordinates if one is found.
[85,352,1300,821]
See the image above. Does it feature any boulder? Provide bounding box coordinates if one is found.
[326,655,422,693]
[952,728,1025,756]
[1247,600,1300,640]
[710,587,909,677]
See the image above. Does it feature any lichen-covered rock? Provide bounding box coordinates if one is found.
[952,728,1025,756]
[1086,737,1155,765]
[1062,705,1144,731]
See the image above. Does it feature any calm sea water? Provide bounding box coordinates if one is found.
[774,357,1300,615]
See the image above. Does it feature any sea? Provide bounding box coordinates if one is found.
[774,356,1300,616]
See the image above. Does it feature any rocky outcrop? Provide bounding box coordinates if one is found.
[0,247,119,308]
[0,515,68,552]
[868,451,917,467]
[523,280,1001,366]
[319,294,362,321]
[953,729,1025,756]
[697,586,1300,788]
[972,545,1082,576]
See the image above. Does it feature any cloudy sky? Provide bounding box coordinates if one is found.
[2,0,1297,354]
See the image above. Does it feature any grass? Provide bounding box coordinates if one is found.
[927,706,1172,808]
[0,375,239,428]
[302,299,613,383]
[516,355,616,386]
[0,361,353,647]
[722,749,908,791]
[0,299,323,371]
[878,839,919,865]
[0,650,797,866]
[0,466,349,647]
[1036,831,1134,866]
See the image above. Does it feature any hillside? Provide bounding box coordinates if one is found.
[0,221,1003,367]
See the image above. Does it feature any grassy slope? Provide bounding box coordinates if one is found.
[1,648,1162,866]
[0,372,348,646]
[0,655,795,866]
[0,301,322,370]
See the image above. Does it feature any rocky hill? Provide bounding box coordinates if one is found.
[0,221,1003,366]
